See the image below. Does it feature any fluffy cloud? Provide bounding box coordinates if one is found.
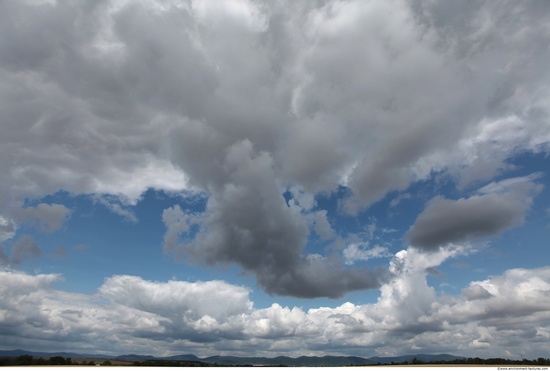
[407,174,542,250]
[0,0,190,208]
[1,255,549,358]
[0,270,64,343]
[99,275,253,322]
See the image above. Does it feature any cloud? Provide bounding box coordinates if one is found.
[407,175,542,250]
[11,203,71,233]
[94,196,137,223]
[0,247,8,266]
[343,243,392,265]
[0,235,42,267]
[99,275,253,333]
[12,235,42,265]
[0,0,546,359]
[0,0,549,299]
[389,193,411,208]
[461,284,494,301]
[1,257,550,358]
[0,269,64,342]
[0,204,70,256]
[0,216,16,243]
[375,246,465,327]
[164,140,383,298]
[49,246,67,259]
[435,267,550,331]
[1,0,548,205]
[0,0,190,209]
[161,204,192,255]
[309,210,336,240]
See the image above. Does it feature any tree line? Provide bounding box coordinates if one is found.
[0,355,80,366]
[382,357,550,366]
[1,354,549,367]
[0,355,212,367]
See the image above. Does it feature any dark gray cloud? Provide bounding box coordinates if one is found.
[408,194,524,249]
[164,140,382,298]
[407,175,542,250]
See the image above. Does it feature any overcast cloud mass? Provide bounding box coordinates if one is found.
[1,0,550,359]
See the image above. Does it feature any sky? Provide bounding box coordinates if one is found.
[1,0,550,360]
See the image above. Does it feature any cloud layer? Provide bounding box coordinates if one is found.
[0,0,549,298]
[1,252,549,358]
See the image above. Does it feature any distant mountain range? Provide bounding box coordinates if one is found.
[0,349,464,366]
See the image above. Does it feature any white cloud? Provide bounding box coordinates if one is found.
[243,303,306,339]
[389,193,411,208]
[2,251,550,358]
[0,215,16,243]
[94,196,137,223]
[343,243,392,265]
[477,173,543,196]
[99,275,253,322]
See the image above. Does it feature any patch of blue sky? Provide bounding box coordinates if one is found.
[9,151,549,309]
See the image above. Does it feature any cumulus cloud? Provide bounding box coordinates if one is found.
[0,270,64,343]
[434,267,550,339]
[163,140,382,298]
[407,175,542,250]
[1,257,550,358]
[99,275,253,322]
[1,0,547,203]
[0,0,190,209]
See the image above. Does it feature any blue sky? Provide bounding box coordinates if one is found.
[1,0,550,360]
